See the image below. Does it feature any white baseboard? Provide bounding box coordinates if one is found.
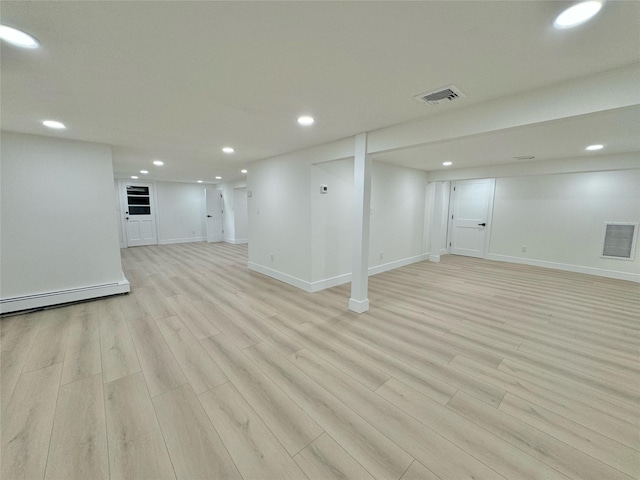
[158,236,206,245]
[428,254,441,262]
[486,254,640,283]
[224,237,248,245]
[369,254,429,276]
[309,273,352,292]
[312,254,429,291]
[248,262,313,292]
[348,298,369,313]
[250,253,430,293]
[1,278,131,314]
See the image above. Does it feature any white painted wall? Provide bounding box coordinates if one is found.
[155,181,206,245]
[219,181,248,244]
[311,158,354,284]
[248,138,354,287]
[251,148,430,290]
[116,180,229,247]
[221,185,235,242]
[1,131,128,312]
[488,169,640,280]
[233,187,248,243]
[426,181,451,261]
[115,179,125,248]
[369,161,429,271]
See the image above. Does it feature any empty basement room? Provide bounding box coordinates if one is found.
[1,2,639,480]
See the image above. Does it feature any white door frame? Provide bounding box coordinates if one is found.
[118,180,159,248]
[446,178,496,258]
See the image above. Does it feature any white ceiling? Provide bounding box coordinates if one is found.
[1,1,639,183]
[372,105,640,170]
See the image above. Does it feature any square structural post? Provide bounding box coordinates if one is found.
[349,132,372,313]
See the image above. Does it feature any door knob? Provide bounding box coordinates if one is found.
[478,222,486,227]
[207,215,213,218]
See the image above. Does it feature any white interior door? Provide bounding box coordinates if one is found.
[122,182,157,247]
[205,187,223,242]
[449,178,495,258]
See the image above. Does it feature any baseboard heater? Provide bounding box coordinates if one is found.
[0,279,130,314]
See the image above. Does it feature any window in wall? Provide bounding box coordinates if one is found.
[127,185,151,215]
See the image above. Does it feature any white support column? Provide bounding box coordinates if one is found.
[349,133,372,313]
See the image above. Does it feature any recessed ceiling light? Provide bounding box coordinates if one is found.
[222,147,235,154]
[140,170,149,174]
[153,160,164,166]
[131,176,139,179]
[43,120,66,129]
[215,176,222,180]
[442,161,453,166]
[241,169,248,174]
[586,144,604,151]
[554,1,603,29]
[0,24,39,49]
[297,115,315,126]
[197,180,203,183]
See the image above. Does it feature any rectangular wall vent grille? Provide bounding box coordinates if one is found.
[602,223,637,259]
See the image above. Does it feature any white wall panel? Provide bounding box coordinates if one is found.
[489,169,640,276]
[155,181,206,244]
[1,131,127,311]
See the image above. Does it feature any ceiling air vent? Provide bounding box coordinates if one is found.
[414,85,465,105]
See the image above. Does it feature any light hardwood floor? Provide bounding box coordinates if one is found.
[1,242,639,480]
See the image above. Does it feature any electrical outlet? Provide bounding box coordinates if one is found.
[379,251,384,260]
[270,253,274,262]
[521,246,527,253]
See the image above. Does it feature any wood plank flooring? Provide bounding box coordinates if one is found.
[1,242,639,480]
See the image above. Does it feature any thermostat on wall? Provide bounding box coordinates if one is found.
[320,185,328,194]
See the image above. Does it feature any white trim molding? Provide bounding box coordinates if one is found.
[486,254,640,283]
[158,236,206,245]
[348,298,370,313]
[248,262,313,292]
[309,273,352,292]
[224,237,248,245]
[1,278,131,314]
[249,253,430,294]
[368,254,429,276]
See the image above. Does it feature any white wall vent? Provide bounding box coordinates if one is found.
[414,85,465,105]
[602,222,638,260]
